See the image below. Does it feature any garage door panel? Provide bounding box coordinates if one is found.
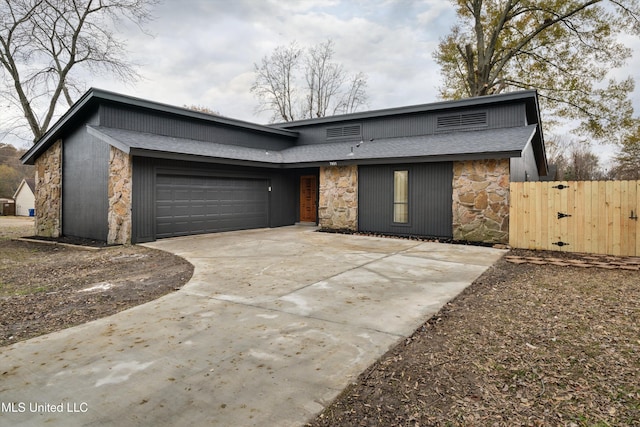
[156,174,269,239]
[190,189,206,200]
[189,204,208,215]
[174,189,191,201]
[156,188,173,200]
[157,221,189,236]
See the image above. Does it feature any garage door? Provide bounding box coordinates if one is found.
[156,174,269,238]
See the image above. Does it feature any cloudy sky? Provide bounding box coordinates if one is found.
[6,0,640,164]
[90,0,456,123]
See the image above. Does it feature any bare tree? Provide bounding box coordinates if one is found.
[183,104,222,116]
[546,134,605,180]
[339,71,367,116]
[567,149,604,181]
[251,42,302,122]
[252,40,368,122]
[304,40,343,118]
[0,0,158,143]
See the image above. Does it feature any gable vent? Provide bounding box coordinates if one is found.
[326,124,362,139]
[437,111,488,131]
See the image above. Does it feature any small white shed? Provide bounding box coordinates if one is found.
[13,178,35,216]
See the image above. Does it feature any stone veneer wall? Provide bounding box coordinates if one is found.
[107,146,132,244]
[34,139,62,238]
[318,165,358,231]
[452,159,510,244]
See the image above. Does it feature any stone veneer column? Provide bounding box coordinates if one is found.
[107,146,132,244]
[34,139,62,238]
[318,165,358,231]
[452,159,510,244]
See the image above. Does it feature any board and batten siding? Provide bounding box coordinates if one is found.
[62,115,109,240]
[510,180,640,256]
[510,141,540,182]
[99,104,294,151]
[131,156,156,242]
[358,162,453,237]
[285,103,526,145]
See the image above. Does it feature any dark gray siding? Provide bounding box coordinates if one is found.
[100,104,294,151]
[510,142,539,182]
[270,171,297,227]
[62,113,109,240]
[132,157,156,242]
[358,163,453,237]
[288,103,526,145]
[131,158,297,242]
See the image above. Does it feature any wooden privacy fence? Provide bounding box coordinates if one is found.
[509,180,640,257]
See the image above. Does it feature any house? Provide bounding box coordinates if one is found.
[13,178,35,216]
[21,88,548,245]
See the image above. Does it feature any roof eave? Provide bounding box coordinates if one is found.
[280,150,524,168]
[91,88,298,138]
[128,148,285,169]
[124,144,525,168]
[21,87,299,165]
[21,89,98,165]
[530,124,548,176]
[12,179,25,199]
[86,125,131,154]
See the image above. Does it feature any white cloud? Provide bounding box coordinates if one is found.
[88,0,451,124]
[4,0,640,157]
[2,0,457,139]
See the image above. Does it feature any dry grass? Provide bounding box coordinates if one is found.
[308,251,640,426]
[0,220,192,347]
[0,217,34,240]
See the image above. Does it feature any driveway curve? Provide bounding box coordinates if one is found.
[1,226,505,426]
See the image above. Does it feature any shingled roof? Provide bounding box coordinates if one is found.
[87,124,538,167]
[22,88,546,174]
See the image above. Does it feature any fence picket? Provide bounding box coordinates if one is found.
[597,181,607,255]
[629,181,637,253]
[575,181,585,254]
[540,182,549,250]
[509,180,639,256]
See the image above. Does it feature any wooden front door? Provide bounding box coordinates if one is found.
[299,175,317,223]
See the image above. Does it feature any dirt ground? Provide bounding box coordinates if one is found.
[0,217,193,347]
[2,218,638,425]
[308,250,640,427]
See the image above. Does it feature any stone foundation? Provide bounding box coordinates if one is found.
[34,139,62,238]
[318,165,358,231]
[107,146,132,244]
[452,159,510,243]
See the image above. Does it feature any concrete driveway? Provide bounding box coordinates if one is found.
[1,226,505,426]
